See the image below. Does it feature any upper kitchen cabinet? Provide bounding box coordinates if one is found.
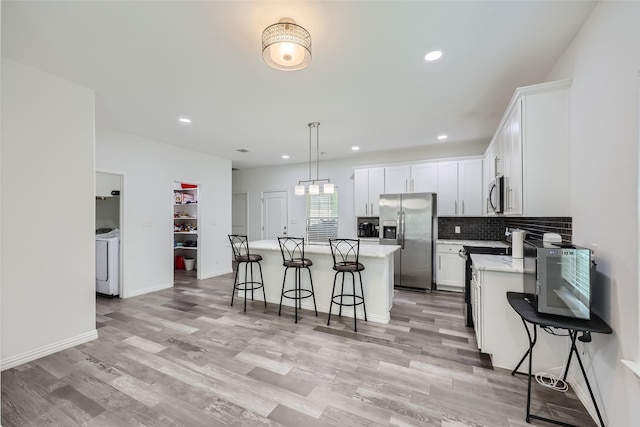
[354,167,385,216]
[385,163,438,194]
[437,159,483,216]
[488,79,571,216]
[96,172,121,198]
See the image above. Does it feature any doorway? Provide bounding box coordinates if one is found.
[95,171,123,298]
[232,192,248,236]
[262,190,288,240]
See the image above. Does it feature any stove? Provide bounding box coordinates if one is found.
[460,244,511,327]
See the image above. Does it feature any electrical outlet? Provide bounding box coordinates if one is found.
[455,226,461,234]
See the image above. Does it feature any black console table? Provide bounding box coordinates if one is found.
[506,292,612,427]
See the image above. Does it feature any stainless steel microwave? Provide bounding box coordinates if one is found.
[488,175,505,213]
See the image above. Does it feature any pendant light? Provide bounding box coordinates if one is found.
[295,122,333,195]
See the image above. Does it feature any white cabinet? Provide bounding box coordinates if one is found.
[487,79,571,216]
[173,183,199,271]
[385,163,438,194]
[410,163,438,193]
[435,243,464,292]
[96,172,121,198]
[354,167,385,216]
[471,260,565,371]
[437,159,483,216]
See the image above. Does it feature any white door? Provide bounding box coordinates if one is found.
[232,192,248,236]
[262,191,288,240]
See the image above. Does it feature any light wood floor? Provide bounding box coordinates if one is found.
[2,269,596,426]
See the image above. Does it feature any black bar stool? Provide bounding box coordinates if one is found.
[328,238,367,332]
[277,237,317,323]
[228,235,266,312]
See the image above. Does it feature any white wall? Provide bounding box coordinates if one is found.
[232,141,487,241]
[547,2,640,425]
[96,127,232,297]
[1,60,97,368]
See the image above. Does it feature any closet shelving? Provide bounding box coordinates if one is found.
[173,184,199,267]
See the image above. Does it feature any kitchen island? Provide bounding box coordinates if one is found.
[237,240,400,324]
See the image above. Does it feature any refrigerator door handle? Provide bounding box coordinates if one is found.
[401,211,406,249]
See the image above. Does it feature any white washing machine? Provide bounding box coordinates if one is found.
[96,229,120,296]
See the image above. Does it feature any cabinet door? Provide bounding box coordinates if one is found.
[368,167,385,216]
[508,101,523,215]
[437,161,458,216]
[483,147,494,215]
[411,163,438,193]
[385,165,410,194]
[354,169,370,216]
[436,250,465,291]
[458,159,483,216]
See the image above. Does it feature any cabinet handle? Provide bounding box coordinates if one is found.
[438,255,441,270]
[486,197,489,214]
[370,202,373,214]
[455,200,458,215]
[405,179,408,192]
[411,179,414,192]
[494,156,499,178]
[365,203,368,215]
[462,200,465,215]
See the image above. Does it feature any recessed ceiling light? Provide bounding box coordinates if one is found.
[178,117,192,124]
[424,50,443,62]
[282,155,290,159]
[352,146,360,151]
[437,134,448,140]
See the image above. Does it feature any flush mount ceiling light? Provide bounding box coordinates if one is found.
[437,134,448,141]
[352,146,360,151]
[178,117,192,124]
[262,17,312,71]
[295,122,333,195]
[424,50,443,61]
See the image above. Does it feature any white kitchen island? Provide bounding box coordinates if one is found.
[237,240,400,324]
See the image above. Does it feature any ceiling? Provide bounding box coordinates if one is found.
[2,1,597,170]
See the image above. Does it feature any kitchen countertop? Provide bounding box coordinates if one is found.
[470,254,534,274]
[436,239,509,248]
[249,240,399,258]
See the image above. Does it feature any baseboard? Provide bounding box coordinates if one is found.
[125,282,172,298]
[199,268,233,280]
[1,329,98,371]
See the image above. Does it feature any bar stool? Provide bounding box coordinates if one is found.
[228,235,266,312]
[328,238,367,332]
[277,237,317,323]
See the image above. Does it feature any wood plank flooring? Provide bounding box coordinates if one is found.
[2,270,597,426]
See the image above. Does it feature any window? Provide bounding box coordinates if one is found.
[306,189,338,244]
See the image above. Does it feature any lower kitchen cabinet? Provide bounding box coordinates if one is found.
[435,243,464,292]
[471,259,565,371]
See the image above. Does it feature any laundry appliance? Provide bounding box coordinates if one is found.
[96,229,120,296]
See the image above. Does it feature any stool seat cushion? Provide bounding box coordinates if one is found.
[284,258,313,268]
[235,254,262,262]
[333,262,365,272]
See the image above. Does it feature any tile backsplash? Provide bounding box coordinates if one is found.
[437,216,572,242]
[437,217,505,241]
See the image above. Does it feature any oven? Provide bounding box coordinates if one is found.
[459,244,511,327]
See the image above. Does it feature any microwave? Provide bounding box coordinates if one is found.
[523,241,593,320]
[488,175,505,214]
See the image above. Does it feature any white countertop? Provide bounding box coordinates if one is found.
[470,254,534,274]
[436,239,509,248]
[249,240,399,258]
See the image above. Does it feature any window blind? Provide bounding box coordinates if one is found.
[306,189,338,244]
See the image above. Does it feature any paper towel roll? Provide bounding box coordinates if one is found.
[512,230,525,259]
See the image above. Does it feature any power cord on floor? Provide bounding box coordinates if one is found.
[534,327,571,392]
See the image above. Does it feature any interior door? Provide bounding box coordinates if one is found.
[232,192,248,236]
[262,191,288,240]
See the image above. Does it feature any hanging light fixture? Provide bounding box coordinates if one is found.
[295,122,333,195]
[262,17,312,71]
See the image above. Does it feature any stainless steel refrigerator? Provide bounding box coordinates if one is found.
[379,193,436,291]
